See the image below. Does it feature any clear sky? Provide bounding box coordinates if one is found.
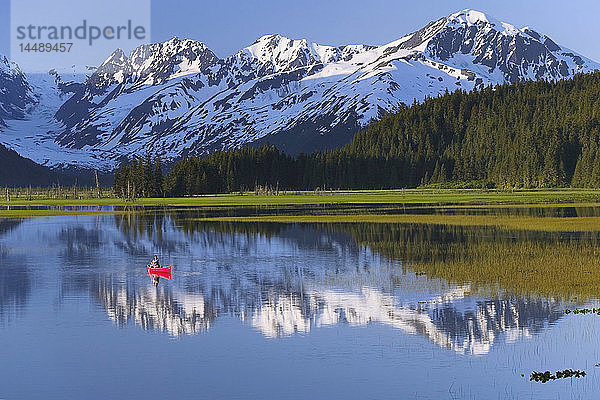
[2,0,600,64]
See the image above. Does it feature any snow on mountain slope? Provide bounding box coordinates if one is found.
[0,9,598,170]
[0,55,35,125]
[49,65,96,95]
[0,71,106,169]
[0,64,102,169]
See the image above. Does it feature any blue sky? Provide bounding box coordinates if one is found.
[2,0,600,63]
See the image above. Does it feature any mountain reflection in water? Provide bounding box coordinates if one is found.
[0,219,29,324]
[94,270,561,355]
[86,212,566,353]
[0,211,567,355]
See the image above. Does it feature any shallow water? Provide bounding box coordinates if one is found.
[1,210,600,399]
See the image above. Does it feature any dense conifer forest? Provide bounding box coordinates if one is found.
[114,72,600,196]
[0,144,69,186]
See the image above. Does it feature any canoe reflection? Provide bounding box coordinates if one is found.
[149,274,160,287]
[147,266,172,287]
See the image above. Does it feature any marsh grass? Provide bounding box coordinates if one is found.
[327,222,600,300]
[400,241,600,300]
[196,214,600,232]
[1,188,600,209]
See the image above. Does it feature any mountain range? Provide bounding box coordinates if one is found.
[0,9,598,172]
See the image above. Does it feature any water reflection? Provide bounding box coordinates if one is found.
[0,210,580,353]
[95,276,214,336]
[92,266,562,354]
[110,203,600,218]
[244,287,563,355]
[0,251,30,322]
[0,219,29,324]
[51,212,572,354]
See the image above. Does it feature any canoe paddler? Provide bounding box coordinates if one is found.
[150,255,160,268]
[149,255,160,287]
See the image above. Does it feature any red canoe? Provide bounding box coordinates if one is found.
[147,265,172,280]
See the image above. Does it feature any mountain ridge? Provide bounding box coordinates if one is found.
[0,9,597,171]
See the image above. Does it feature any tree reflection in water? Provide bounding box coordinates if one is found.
[0,219,29,324]
[52,209,567,354]
[0,209,581,352]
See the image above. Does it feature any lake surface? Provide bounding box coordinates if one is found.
[1,209,600,399]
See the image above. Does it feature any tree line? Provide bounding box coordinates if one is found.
[113,155,164,199]
[114,71,600,196]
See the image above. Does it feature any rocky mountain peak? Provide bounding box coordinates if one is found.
[420,9,591,82]
[87,48,130,88]
[1,10,598,170]
[87,38,219,90]
[448,9,506,29]
[0,55,35,121]
[240,34,320,74]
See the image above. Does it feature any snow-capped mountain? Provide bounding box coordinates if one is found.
[0,9,598,170]
[0,55,35,125]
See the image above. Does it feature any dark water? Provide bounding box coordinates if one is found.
[1,210,600,399]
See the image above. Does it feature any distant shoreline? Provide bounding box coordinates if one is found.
[1,188,600,218]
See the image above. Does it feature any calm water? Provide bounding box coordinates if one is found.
[1,210,600,399]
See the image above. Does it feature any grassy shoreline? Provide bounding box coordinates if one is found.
[1,189,599,232]
[2,188,600,221]
[2,188,600,208]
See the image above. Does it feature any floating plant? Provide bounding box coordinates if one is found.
[529,369,586,383]
[565,308,600,315]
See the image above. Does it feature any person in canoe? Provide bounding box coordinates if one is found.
[150,255,160,268]
[149,255,161,287]
[148,256,171,286]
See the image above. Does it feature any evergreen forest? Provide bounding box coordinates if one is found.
[114,72,600,196]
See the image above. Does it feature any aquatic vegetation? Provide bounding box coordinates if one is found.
[565,308,600,315]
[1,188,600,210]
[291,222,600,300]
[6,201,600,300]
[529,369,586,383]
[392,238,600,300]
[207,213,600,232]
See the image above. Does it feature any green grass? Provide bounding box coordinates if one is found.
[408,240,600,300]
[2,188,600,209]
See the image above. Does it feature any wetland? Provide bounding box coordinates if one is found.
[2,197,600,399]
